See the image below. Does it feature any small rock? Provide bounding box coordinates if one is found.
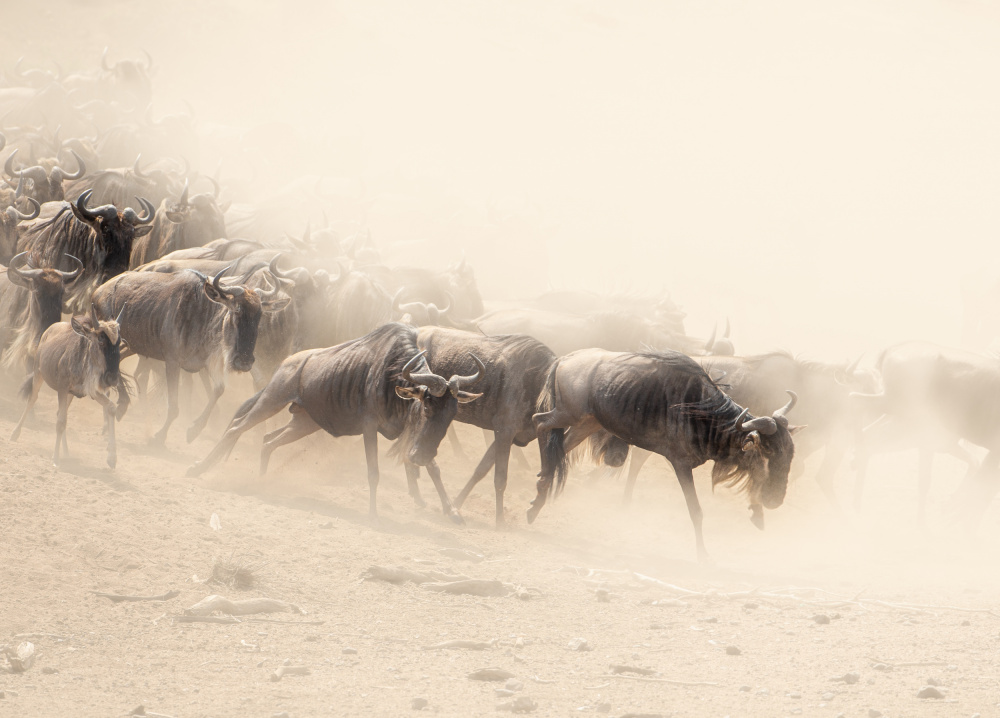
[787,692,801,699]
[743,602,759,610]
[812,614,831,625]
[41,667,58,674]
[649,623,664,630]
[831,672,860,685]
[946,665,958,672]
[738,685,751,692]
[701,616,718,623]
[868,710,882,718]
[595,704,611,714]
[505,679,524,691]
[567,638,592,652]
[496,696,537,713]
[495,689,515,697]
[725,645,742,656]
[272,713,290,718]
[756,689,769,696]
[595,589,610,603]
[917,686,945,699]
[411,698,428,710]
[926,676,943,686]
[0,691,4,699]
[821,692,834,701]
[961,620,970,626]
[342,647,357,655]
[872,663,892,672]
[514,638,525,648]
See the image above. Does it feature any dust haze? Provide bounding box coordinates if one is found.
[2,1,1000,716]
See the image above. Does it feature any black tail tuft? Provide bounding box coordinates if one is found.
[18,373,34,401]
[535,360,568,498]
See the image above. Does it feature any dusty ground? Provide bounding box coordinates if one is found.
[2,369,999,718]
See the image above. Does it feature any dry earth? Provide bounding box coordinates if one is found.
[2,368,999,718]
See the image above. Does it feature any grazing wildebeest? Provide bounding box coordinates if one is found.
[0,251,82,372]
[622,352,870,512]
[129,180,227,268]
[530,349,801,560]
[850,341,997,523]
[408,326,556,526]
[16,190,155,310]
[91,266,287,445]
[186,323,484,522]
[0,193,40,263]
[4,148,86,204]
[10,304,124,469]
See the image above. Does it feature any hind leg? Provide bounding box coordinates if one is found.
[454,439,497,510]
[259,411,321,475]
[11,372,43,442]
[404,462,427,508]
[53,392,72,467]
[425,459,463,524]
[151,362,181,445]
[528,419,598,524]
[187,365,225,443]
[623,448,653,506]
[95,392,117,469]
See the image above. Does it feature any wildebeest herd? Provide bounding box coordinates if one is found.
[2,51,997,560]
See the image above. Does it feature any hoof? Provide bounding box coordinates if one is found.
[526,506,540,524]
[107,456,117,470]
[186,425,201,444]
[10,429,20,442]
[447,510,465,526]
[411,495,427,509]
[185,464,201,478]
[749,504,765,530]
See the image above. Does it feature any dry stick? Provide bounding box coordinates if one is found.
[868,657,950,668]
[585,682,611,690]
[609,674,719,687]
[185,595,303,616]
[422,639,495,650]
[270,665,311,682]
[93,590,180,603]
[609,664,658,676]
[530,675,556,684]
[172,615,241,624]
[244,618,325,625]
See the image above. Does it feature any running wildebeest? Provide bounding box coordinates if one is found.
[186,323,484,522]
[851,341,996,524]
[530,348,801,560]
[11,303,125,469]
[91,265,287,445]
[0,251,83,372]
[406,326,556,526]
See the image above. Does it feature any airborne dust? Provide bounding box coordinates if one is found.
[2,1,1000,717]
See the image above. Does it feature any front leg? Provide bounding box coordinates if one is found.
[95,392,117,469]
[363,427,380,520]
[404,462,426,508]
[187,366,225,443]
[672,461,710,562]
[425,460,463,524]
[152,362,181,445]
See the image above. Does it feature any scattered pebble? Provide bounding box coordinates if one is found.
[596,589,610,603]
[744,602,759,610]
[567,638,592,652]
[700,616,718,623]
[342,647,357,655]
[787,692,801,699]
[725,645,742,656]
[961,620,970,626]
[411,698,428,710]
[41,667,58,674]
[505,679,524,691]
[872,663,892,672]
[926,676,943,686]
[831,672,860,685]
[821,692,834,701]
[868,709,882,718]
[495,689,515,698]
[595,704,611,714]
[469,668,516,682]
[946,665,958,672]
[812,614,831,625]
[917,686,945,699]
[272,713,290,718]
[496,696,537,713]
[738,686,751,692]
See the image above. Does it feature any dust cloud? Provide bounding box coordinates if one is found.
[3,1,1000,717]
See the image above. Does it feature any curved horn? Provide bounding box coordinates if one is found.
[0,132,5,152]
[142,49,153,73]
[391,287,406,315]
[450,353,485,387]
[75,189,101,222]
[115,301,126,324]
[177,178,189,206]
[52,149,86,181]
[90,301,100,328]
[55,254,84,282]
[212,265,244,298]
[132,154,146,177]
[100,47,112,72]
[6,197,40,221]
[204,174,220,200]
[254,275,280,299]
[401,350,448,396]
[741,415,778,436]
[724,317,731,339]
[773,390,797,419]
[6,252,43,285]
[436,292,452,315]
[122,196,155,225]
[845,355,862,376]
[704,323,717,352]
[268,254,293,282]
[4,148,20,179]
[734,406,750,428]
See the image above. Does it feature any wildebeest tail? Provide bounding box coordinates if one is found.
[18,373,34,401]
[535,360,568,496]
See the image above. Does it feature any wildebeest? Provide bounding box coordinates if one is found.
[10,304,124,469]
[372,261,485,323]
[0,194,40,263]
[4,147,86,204]
[16,190,155,310]
[409,326,556,526]
[0,251,82,372]
[129,180,227,268]
[530,348,801,560]
[63,156,181,209]
[623,352,870,512]
[91,265,287,445]
[850,341,997,523]
[186,323,484,522]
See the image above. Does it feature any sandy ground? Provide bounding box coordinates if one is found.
[2,367,999,718]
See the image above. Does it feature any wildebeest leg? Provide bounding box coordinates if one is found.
[424,460,463,524]
[527,419,598,524]
[94,392,117,469]
[187,366,225,443]
[404,462,427,508]
[152,362,181,445]
[259,411,321,475]
[813,444,845,512]
[446,425,468,461]
[671,461,709,562]
[623,448,653,506]
[916,448,933,526]
[852,413,905,510]
[363,427,380,520]
[10,372,43,442]
[53,391,72,468]
[453,440,497,510]
[491,433,514,527]
[512,446,531,471]
[134,356,152,398]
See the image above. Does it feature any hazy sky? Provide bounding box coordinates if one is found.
[6,0,1000,359]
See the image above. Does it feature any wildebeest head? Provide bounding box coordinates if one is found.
[71,302,124,389]
[395,350,485,466]
[99,47,154,106]
[2,193,41,262]
[392,287,453,328]
[704,319,735,356]
[4,148,86,204]
[444,259,485,319]
[164,180,228,245]
[731,391,803,511]
[71,190,156,277]
[202,266,289,373]
[7,251,83,328]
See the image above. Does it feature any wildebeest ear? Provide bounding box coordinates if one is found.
[741,431,761,453]
[69,202,100,228]
[133,224,154,237]
[395,386,424,401]
[260,296,291,313]
[166,210,187,223]
[70,316,90,338]
[203,280,228,305]
[788,424,806,435]
[456,390,483,404]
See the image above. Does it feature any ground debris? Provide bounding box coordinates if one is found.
[725,645,741,656]
[423,579,507,597]
[437,548,484,562]
[412,697,429,710]
[364,565,469,584]
[2,642,35,672]
[92,590,179,603]
[830,672,860,684]
[496,696,536,713]
[917,685,945,699]
[469,668,516,681]
[128,706,175,718]
[568,637,592,651]
[184,595,303,616]
[270,664,311,681]
[609,664,657,676]
[422,639,495,650]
